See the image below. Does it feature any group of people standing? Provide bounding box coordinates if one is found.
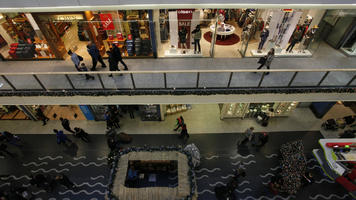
[68,42,129,79]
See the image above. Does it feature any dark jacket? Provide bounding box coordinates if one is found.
[112,45,123,61]
[107,52,118,71]
[87,44,100,60]
[61,119,71,129]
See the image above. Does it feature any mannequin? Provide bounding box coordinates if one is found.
[258,28,269,52]
[286,29,303,53]
[191,25,202,54]
[302,26,318,52]
[178,27,187,50]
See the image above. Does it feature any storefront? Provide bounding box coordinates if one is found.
[219,102,299,119]
[157,8,326,58]
[30,10,154,60]
[0,13,55,60]
[0,105,31,120]
[0,8,351,60]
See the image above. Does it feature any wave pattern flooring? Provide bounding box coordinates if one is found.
[0,131,352,200]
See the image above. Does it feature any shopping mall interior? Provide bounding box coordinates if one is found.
[0,101,355,199]
[0,1,355,200]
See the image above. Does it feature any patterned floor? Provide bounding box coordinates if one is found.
[0,131,353,200]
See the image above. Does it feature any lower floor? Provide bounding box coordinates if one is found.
[0,132,353,200]
[0,102,354,139]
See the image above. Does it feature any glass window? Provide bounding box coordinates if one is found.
[157,9,214,58]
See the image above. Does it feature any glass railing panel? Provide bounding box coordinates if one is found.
[37,74,73,90]
[132,73,164,88]
[260,72,294,87]
[229,72,259,87]
[67,73,102,89]
[5,75,43,90]
[100,73,134,89]
[290,71,325,87]
[320,71,356,86]
[0,76,13,90]
[198,72,230,88]
[166,72,196,88]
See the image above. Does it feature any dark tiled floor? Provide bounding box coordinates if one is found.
[0,131,353,200]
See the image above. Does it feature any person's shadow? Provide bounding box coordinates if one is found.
[63,142,78,157]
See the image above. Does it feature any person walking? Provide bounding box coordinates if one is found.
[127,106,135,119]
[60,117,75,134]
[87,42,107,71]
[105,111,113,130]
[0,131,22,147]
[73,127,90,143]
[107,50,119,77]
[256,48,274,75]
[78,63,95,80]
[173,116,184,131]
[53,129,72,145]
[68,50,82,71]
[36,107,49,126]
[192,25,202,54]
[179,124,189,143]
[112,44,128,70]
[237,127,255,146]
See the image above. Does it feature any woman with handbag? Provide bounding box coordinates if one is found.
[256,48,274,75]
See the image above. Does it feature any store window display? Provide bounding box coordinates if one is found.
[158,9,214,57]
[0,13,54,60]
[96,10,153,58]
[247,9,325,57]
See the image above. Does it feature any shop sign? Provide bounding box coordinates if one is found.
[99,14,115,30]
[283,9,293,12]
[52,14,84,21]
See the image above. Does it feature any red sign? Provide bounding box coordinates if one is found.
[99,14,114,30]
[177,9,194,49]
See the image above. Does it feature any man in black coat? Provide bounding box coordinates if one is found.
[111,44,128,70]
[60,117,75,134]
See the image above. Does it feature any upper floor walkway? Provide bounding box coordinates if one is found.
[0,42,355,104]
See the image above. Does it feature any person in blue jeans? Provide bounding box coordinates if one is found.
[53,129,72,145]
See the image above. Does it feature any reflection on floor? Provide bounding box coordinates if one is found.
[0,109,29,120]
[43,105,86,120]
[0,132,352,200]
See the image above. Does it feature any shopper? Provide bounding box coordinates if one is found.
[127,106,135,119]
[55,174,75,189]
[53,129,72,145]
[192,25,202,54]
[237,127,255,146]
[79,63,95,80]
[68,50,82,71]
[105,111,114,130]
[112,44,128,71]
[0,131,22,147]
[179,124,189,142]
[256,48,274,75]
[107,50,119,77]
[73,127,90,143]
[36,107,49,126]
[60,117,75,134]
[173,116,185,131]
[87,42,107,71]
[107,137,119,151]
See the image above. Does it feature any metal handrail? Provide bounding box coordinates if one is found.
[0,68,355,92]
[0,68,356,75]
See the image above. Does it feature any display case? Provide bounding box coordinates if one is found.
[219,103,250,119]
[139,105,161,121]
